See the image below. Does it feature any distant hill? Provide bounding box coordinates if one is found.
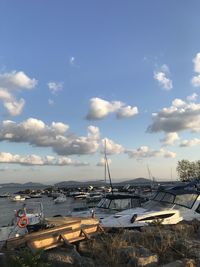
[22,182,48,187]
[54,178,154,188]
[55,180,105,188]
[0,182,48,188]
[118,178,152,185]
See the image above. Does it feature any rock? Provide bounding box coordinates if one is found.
[160,260,184,267]
[136,254,158,267]
[174,238,200,258]
[44,247,83,267]
[183,259,196,267]
[132,246,158,267]
[116,246,137,264]
[78,240,92,257]
[0,253,7,267]
[81,256,95,267]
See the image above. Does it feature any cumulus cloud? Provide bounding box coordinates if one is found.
[101,138,124,155]
[154,64,173,90]
[54,125,100,156]
[117,106,138,119]
[147,98,200,133]
[191,53,200,87]
[160,132,179,146]
[191,75,200,87]
[0,152,89,166]
[97,157,112,166]
[47,82,63,94]
[125,146,176,159]
[0,118,100,156]
[86,97,138,120]
[187,93,198,102]
[193,53,200,73]
[4,98,25,116]
[180,138,200,147]
[0,71,37,89]
[0,71,37,116]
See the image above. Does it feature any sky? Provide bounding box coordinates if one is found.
[0,0,200,183]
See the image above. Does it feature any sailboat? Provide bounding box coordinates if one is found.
[71,139,147,220]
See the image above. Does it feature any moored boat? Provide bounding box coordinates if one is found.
[101,186,200,228]
[54,194,67,204]
[10,195,26,202]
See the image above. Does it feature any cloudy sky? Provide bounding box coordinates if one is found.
[0,1,200,183]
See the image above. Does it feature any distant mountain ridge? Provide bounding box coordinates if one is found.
[0,177,159,188]
[0,182,48,188]
[54,177,153,188]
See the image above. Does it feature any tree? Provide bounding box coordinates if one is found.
[177,159,200,181]
[195,160,200,181]
[176,159,194,181]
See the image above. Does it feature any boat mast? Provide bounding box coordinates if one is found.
[104,139,113,194]
[104,140,107,183]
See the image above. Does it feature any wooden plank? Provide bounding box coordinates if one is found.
[26,223,99,252]
[6,220,100,252]
[6,221,81,250]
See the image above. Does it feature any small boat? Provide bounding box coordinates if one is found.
[54,194,67,204]
[0,193,10,198]
[101,185,200,228]
[0,202,44,248]
[74,192,89,200]
[86,193,103,203]
[30,193,42,198]
[71,193,147,220]
[10,195,26,202]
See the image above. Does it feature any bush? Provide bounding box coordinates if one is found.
[7,248,52,267]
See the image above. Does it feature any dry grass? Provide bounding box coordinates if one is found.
[82,221,200,266]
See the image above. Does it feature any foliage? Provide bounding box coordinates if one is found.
[148,218,164,226]
[7,248,52,267]
[176,159,200,181]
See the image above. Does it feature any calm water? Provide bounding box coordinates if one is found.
[0,187,87,226]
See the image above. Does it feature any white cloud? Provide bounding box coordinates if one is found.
[147,97,200,133]
[180,138,200,147]
[125,146,176,159]
[86,97,138,120]
[101,138,124,155]
[97,157,112,166]
[0,118,100,156]
[0,152,89,166]
[193,53,200,73]
[0,89,12,102]
[187,93,198,102]
[51,122,69,134]
[88,125,100,140]
[0,71,37,89]
[191,53,200,87]
[0,71,37,116]
[191,75,200,87]
[172,98,186,107]
[154,65,173,90]
[117,106,138,119]
[160,132,179,146]
[47,82,63,94]
[4,98,25,116]
[70,57,75,65]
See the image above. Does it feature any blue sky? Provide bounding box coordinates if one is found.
[0,1,200,183]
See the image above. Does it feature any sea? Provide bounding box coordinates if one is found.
[0,186,86,227]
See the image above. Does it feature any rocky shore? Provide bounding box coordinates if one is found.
[2,220,200,267]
